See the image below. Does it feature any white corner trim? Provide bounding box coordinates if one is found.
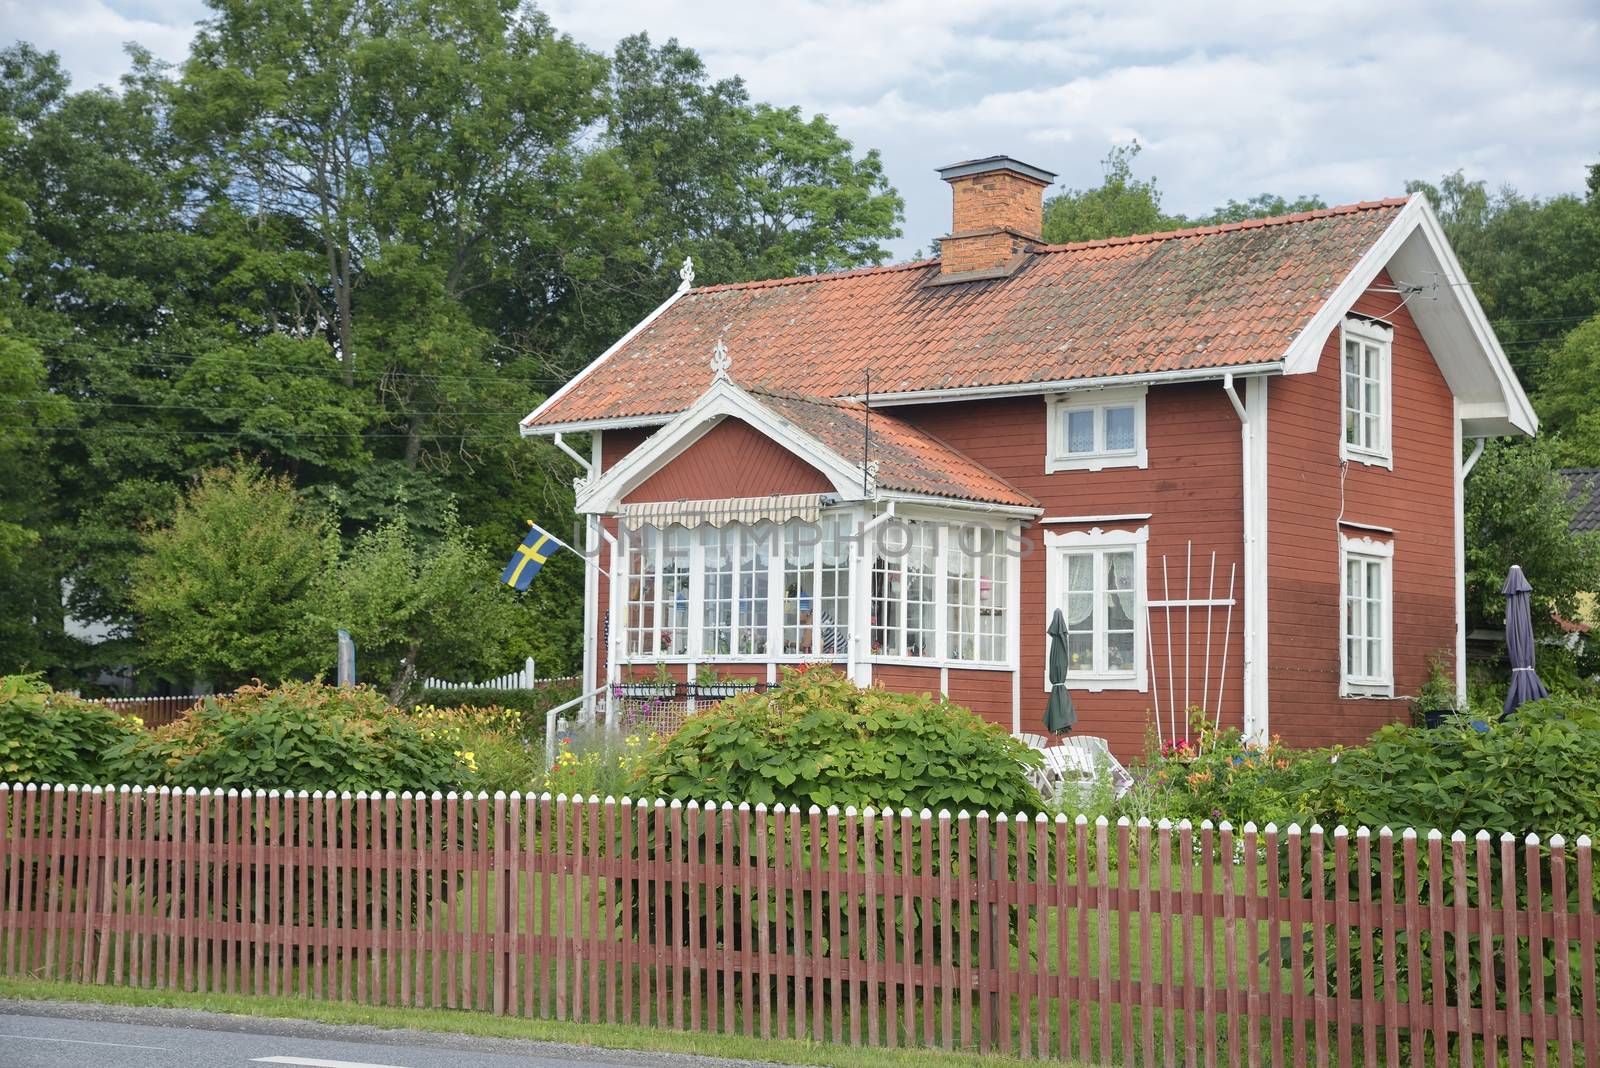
[521,273,694,433]
[1452,400,1467,703]
[1044,384,1149,474]
[1241,377,1270,743]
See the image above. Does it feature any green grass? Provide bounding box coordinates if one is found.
[0,977,1070,1068]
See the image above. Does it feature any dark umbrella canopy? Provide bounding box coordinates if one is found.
[1045,608,1076,733]
[1502,564,1549,718]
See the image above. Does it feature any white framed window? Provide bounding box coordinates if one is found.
[871,522,938,658]
[781,518,851,657]
[1340,316,1393,467]
[1340,534,1394,696]
[946,525,1009,662]
[1043,526,1148,691]
[1045,385,1148,473]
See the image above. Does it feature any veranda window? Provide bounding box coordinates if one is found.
[620,516,1012,666]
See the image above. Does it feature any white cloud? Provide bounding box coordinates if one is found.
[5,0,1596,260]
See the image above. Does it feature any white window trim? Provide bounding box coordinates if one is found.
[1043,525,1149,692]
[1339,533,1395,697]
[1339,316,1394,469]
[1045,385,1149,474]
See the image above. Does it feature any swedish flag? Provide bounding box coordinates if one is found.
[501,522,564,590]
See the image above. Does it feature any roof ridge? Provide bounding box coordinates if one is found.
[687,258,936,295]
[680,197,1411,297]
[1030,197,1413,254]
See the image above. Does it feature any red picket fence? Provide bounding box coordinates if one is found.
[0,783,1595,1067]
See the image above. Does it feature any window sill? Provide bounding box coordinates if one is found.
[1340,681,1395,699]
[1045,449,1148,475]
[1047,673,1146,693]
[1340,445,1393,470]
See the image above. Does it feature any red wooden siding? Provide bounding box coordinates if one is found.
[1267,271,1458,746]
[943,667,1014,733]
[624,418,833,503]
[905,386,1246,757]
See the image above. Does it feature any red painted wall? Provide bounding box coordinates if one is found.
[624,418,832,503]
[904,385,1246,757]
[1267,272,1457,746]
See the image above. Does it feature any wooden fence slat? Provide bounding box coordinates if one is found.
[1550,837,1573,1068]
[1405,830,1425,1068]
[1527,834,1549,1068]
[1578,836,1597,1068]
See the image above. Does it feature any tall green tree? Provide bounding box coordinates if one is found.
[1535,311,1600,467]
[316,511,524,701]
[1464,438,1600,639]
[130,464,335,688]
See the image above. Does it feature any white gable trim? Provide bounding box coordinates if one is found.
[520,268,694,434]
[1279,193,1536,438]
[574,378,866,515]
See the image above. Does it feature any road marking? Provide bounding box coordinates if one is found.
[252,1058,416,1068]
[0,1033,174,1051]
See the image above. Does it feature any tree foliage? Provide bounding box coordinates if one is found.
[317,510,524,701]
[0,10,901,683]
[1463,438,1600,637]
[130,464,335,688]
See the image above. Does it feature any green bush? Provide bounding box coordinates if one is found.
[107,681,474,794]
[1117,714,1326,828]
[1302,694,1600,837]
[0,674,144,784]
[628,666,1043,813]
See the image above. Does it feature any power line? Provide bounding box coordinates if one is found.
[12,333,571,390]
[7,398,539,418]
[0,422,526,440]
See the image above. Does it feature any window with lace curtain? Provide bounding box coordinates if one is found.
[1044,526,1148,690]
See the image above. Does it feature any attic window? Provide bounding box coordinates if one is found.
[1341,316,1393,467]
[1045,386,1148,474]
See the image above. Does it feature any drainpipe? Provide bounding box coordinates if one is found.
[1223,374,1263,742]
[849,501,897,687]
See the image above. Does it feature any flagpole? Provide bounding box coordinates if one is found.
[528,520,610,577]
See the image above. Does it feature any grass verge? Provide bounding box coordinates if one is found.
[0,977,1052,1068]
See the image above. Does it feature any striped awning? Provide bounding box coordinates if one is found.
[619,493,826,531]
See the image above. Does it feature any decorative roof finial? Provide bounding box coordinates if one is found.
[710,338,731,382]
[678,255,696,290]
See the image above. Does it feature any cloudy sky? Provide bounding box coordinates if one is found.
[6,0,1597,260]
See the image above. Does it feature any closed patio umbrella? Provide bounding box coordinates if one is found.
[1045,608,1076,733]
[1502,564,1549,718]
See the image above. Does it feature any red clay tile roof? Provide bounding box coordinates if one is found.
[526,198,1410,428]
[747,386,1037,508]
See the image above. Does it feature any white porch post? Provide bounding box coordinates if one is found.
[1241,377,1271,742]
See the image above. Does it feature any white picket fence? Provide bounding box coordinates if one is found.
[421,657,542,692]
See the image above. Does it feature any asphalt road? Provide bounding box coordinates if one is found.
[0,999,789,1068]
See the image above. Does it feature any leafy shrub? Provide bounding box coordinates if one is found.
[409,703,541,794]
[1117,713,1325,827]
[1302,693,1600,837]
[546,728,657,798]
[629,666,1043,812]
[0,674,144,784]
[107,681,473,794]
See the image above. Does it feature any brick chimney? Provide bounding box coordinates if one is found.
[936,156,1056,278]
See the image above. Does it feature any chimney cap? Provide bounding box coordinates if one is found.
[936,155,1056,185]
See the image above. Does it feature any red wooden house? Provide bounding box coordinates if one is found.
[520,156,1535,756]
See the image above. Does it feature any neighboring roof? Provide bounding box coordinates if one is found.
[747,386,1036,508]
[1564,468,1600,533]
[525,198,1410,430]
